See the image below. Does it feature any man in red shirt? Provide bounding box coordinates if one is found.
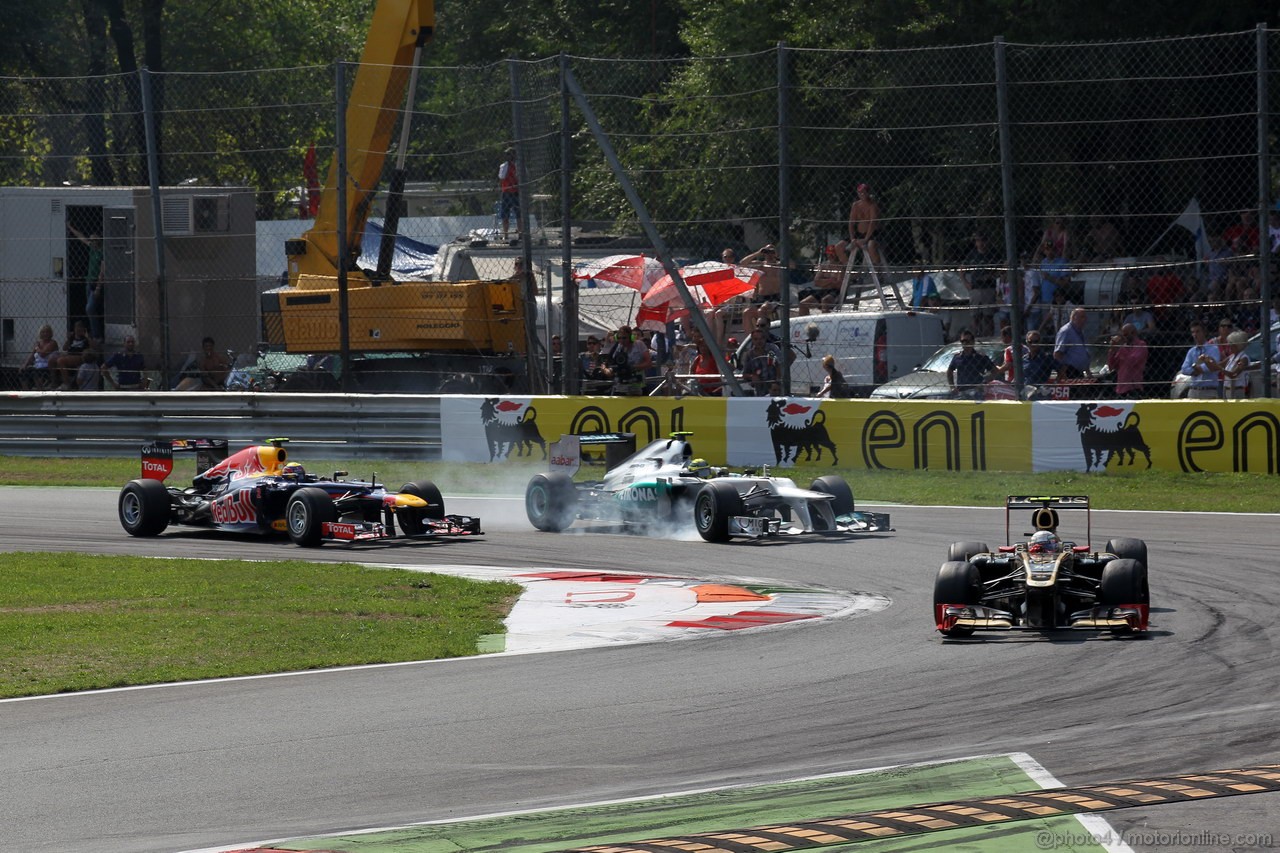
[1107,323,1149,398]
[1144,263,1185,330]
[1222,210,1259,254]
[498,148,519,242]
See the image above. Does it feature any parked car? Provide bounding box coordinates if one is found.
[870,338,1112,400]
[869,338,1006,400]
[1169,323,1279,399]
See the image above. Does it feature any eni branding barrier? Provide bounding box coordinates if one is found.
[2,391,1277,474]
[441,396,1280,475]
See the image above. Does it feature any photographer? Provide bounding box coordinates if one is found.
[742,326,782,396]
[607,324,652,396]
[580,335,614,392]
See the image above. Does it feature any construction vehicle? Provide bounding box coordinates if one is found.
[260,0,529,380]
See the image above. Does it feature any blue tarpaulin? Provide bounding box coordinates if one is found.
[356,219,439,280]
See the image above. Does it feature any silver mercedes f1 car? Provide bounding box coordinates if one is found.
[525,431,891,542]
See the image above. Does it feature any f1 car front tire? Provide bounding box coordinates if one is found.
[286,487,337,547]
[694,480,744,543]
[119,478,172,537]
[1098,558,1149,635]
[399,480,445,535]
[934,560,982,637]
[947,541,990,563]
[809,476,854,516]
[525,472,578,532]
[1105,537,1148,567]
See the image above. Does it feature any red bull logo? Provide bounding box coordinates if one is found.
[211,490,257,525]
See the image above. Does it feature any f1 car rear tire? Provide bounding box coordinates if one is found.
[1105,537,1148,567]
[694,480,744,543]
[119,478,171,537]
[286,487,337,547]
[525,472,578,532]
[934,560,982,637]
[809,475,854,516]
[399,480,445,535]
[947,541,990,563]
[1098,558,1149,635]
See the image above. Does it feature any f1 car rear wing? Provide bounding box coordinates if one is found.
[548,432,637,477]
[1005,495,1090,546]
[141,439,230,482]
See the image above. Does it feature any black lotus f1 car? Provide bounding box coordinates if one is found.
[933,496,1149,637]
[118,438,482,546]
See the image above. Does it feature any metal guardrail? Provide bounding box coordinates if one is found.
[0,392,443,459]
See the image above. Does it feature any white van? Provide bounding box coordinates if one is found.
[771,310,946,397]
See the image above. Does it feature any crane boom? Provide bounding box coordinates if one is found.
[264,0,530,376]
[287,0,434,284]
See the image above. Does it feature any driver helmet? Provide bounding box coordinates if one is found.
[687,458,711,478]
[1029,530,1060,554]
[282,462,306,479]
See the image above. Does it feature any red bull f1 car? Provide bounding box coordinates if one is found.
[933,496,1149,638]
[118,439,482,546]
[524,432,891,542]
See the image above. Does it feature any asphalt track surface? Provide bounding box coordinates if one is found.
[1,487,1278,853]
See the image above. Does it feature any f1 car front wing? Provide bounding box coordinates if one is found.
[320,514,484,543]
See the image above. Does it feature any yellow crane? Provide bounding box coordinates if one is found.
[262,0,526,358]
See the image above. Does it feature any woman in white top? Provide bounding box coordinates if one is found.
[1208,330,1251,399]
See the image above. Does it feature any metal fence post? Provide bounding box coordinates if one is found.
[335,60,352,392]
[560,53,579,395]
[994,36,1023,390]
[563,66,744,396]
[508,60,544,393]
[1258,24,1273,397]
[778,42,793,396]
[140,66,171,386]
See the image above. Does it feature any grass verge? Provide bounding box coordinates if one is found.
[1,454,1275,514]
[0,552,520,699]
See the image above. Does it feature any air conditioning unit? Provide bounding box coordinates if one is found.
[193,195,230,232]
[161,194,230,236]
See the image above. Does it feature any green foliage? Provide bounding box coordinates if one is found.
[0,552,520,698]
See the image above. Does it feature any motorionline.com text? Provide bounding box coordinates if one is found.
[1035,829,1274,849]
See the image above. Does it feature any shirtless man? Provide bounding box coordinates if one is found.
[798,246,843,315]
[843,183,884,267]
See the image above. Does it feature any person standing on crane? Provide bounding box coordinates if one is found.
[498,147,519,243]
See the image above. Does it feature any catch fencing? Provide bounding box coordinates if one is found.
[1,30,1278,397]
